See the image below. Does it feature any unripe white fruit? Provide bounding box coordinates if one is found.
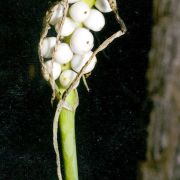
[55,17,76,37]
[68,0,80,3]
[49,4,64,25]
[54,43,73,64]
[84,9,105,31]
[70,28,94,55]
[95,0,112,13]
[41,37,56,58]
[59,70,79,89]
[71,51,97,74]
[69,1,90,22]
[43,60,61,81]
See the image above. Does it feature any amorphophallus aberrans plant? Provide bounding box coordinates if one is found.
[38,0,127,179]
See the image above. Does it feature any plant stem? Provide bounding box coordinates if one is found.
[59,89,79,180]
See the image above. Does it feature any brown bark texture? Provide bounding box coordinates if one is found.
[140,0,180,180]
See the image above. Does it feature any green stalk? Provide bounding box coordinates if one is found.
[58,3,96,179]
[82,0,96,8]
[59,89,79,180]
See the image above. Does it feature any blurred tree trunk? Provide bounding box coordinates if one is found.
[140,0,180,180]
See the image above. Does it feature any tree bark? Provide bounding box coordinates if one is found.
[140,0,180,180]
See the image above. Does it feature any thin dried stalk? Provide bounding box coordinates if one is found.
[82,75,90,92]
[38,0,126,179]
[38,1,69,180]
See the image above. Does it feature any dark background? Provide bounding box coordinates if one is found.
[0,0,152,179]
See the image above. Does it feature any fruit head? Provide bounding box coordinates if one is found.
[70,28,94,55]
[69,1,90,22]
[41,37,56,59]
[43,60,61,80]
[59,70,79,89]
[84,9,105,31]
[71,51,97,74]
[49,4,64,25]
[55,17,76,37]
[54,43,73,64]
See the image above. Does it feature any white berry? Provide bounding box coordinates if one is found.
[54,43,73,64]
[41,37,56,59]
[55,17,76,37]
[95,0,112,13]
[69,1,90,22]
[49,4,64,25]
[71,51,97,74]
[59,70,79,89]
[43,60,61,81]
[84,9,105,31]
[68,0,80,3]
[70,28,94,55]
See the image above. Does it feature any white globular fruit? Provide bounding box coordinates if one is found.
[70,28,94,55]
[43,60,61,81]
[68,0,80,3]
[41,37,56,59]
[95,0,112,13]
[54,43,73,64]
[69,1,90,22]
[55,17,76,37]
[49,4,64,25]
[84,9,105,31]
[71,51,97,74]
[59,70,79,89]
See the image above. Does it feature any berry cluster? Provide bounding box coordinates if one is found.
[40,0,112,89]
